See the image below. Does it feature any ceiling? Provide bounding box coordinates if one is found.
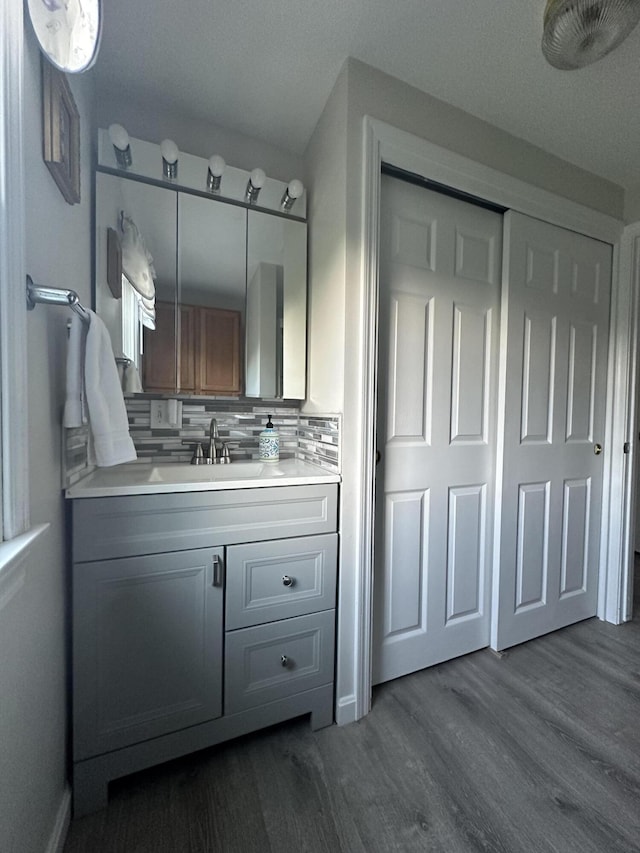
[94,0,640,189]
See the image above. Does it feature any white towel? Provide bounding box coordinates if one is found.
[84,310,137,467]
[123,362,143,393]
[63,315,87,428]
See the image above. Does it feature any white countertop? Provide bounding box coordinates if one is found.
[65,458,340,498]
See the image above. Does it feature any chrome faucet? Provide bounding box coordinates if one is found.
[207,418,231,464]
[208,418,220,463]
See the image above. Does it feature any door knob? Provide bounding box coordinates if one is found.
[594,443,603,455]
[282,575,294,587]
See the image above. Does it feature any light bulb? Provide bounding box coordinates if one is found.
[108,123,132,169]
[207,155,225,193]
[287,179,303,199]
[245,167,266,204]
[160,139,179,180]
[250,168,266,189]
[108,123,130,151]
[208,155,225,177]
[280,178,304,212]
[160,139,179,164]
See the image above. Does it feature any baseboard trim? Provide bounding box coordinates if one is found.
[335,695,357,726]
[46,786,71,853]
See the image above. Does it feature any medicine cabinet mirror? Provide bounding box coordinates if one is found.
[94,172,307,399]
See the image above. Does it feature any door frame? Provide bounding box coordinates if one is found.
[354,116,629,718]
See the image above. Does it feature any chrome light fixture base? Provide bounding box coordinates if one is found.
[245,168,266,204]
[114,145,132,169]
[162,158,178,180]
[207,170,222,193]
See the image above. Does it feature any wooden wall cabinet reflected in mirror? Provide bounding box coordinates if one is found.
[94,171,307,400]
[143,302,241,395]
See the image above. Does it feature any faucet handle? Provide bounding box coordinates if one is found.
[219,442,231,464]
[181,440,207,465]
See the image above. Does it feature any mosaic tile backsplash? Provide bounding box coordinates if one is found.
[127,398,301,463]
[63,397,341,487]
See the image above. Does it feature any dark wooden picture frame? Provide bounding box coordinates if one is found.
[42,60,81,205]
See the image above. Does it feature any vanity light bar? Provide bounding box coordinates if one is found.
[100,129,306,217]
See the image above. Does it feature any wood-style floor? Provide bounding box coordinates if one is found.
[65,570,640,853]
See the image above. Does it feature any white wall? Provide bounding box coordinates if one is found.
[625,184,640,223]
[95,92,303,184]
[304,58,626,723]
[303,68,348,415]
[0,26,94,853]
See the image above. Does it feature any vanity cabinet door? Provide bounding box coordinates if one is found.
[73,547,224,761]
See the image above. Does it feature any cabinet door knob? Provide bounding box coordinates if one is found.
[280,655,289,668]
[282,575,294,588]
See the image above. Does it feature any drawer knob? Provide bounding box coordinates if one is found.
[282,575,295,588]
[280,654,290,668]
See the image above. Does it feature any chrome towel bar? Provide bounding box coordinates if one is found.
[26,275,91,325]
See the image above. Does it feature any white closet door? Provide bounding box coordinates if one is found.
[373,176,502,685]
[493,211,612,650]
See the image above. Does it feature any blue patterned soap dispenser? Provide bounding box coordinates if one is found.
[259,414,280,462]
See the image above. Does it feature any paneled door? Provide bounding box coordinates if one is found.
[493,212,612,650]
[373,176,502,685]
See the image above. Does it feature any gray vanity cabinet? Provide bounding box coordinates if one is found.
[73,547,224,760]
[70,483,338,817]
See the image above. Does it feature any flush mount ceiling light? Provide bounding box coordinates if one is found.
[542,0,640,69]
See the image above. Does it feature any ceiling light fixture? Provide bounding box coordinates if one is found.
[207,155,226,193]
[245,168,266,204]
[280,179,304,212]
[542,0,640,70]
[160,139,179,180]
[108,123,132,169]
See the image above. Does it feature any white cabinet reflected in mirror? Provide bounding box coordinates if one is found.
[246,211,307,400]
[94,172,307,399]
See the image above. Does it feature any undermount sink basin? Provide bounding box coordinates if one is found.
[147,462,273,483]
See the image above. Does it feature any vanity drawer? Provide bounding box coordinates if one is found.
[225,533,337,629]
[224,610,335,714]
[72,484,338,561]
